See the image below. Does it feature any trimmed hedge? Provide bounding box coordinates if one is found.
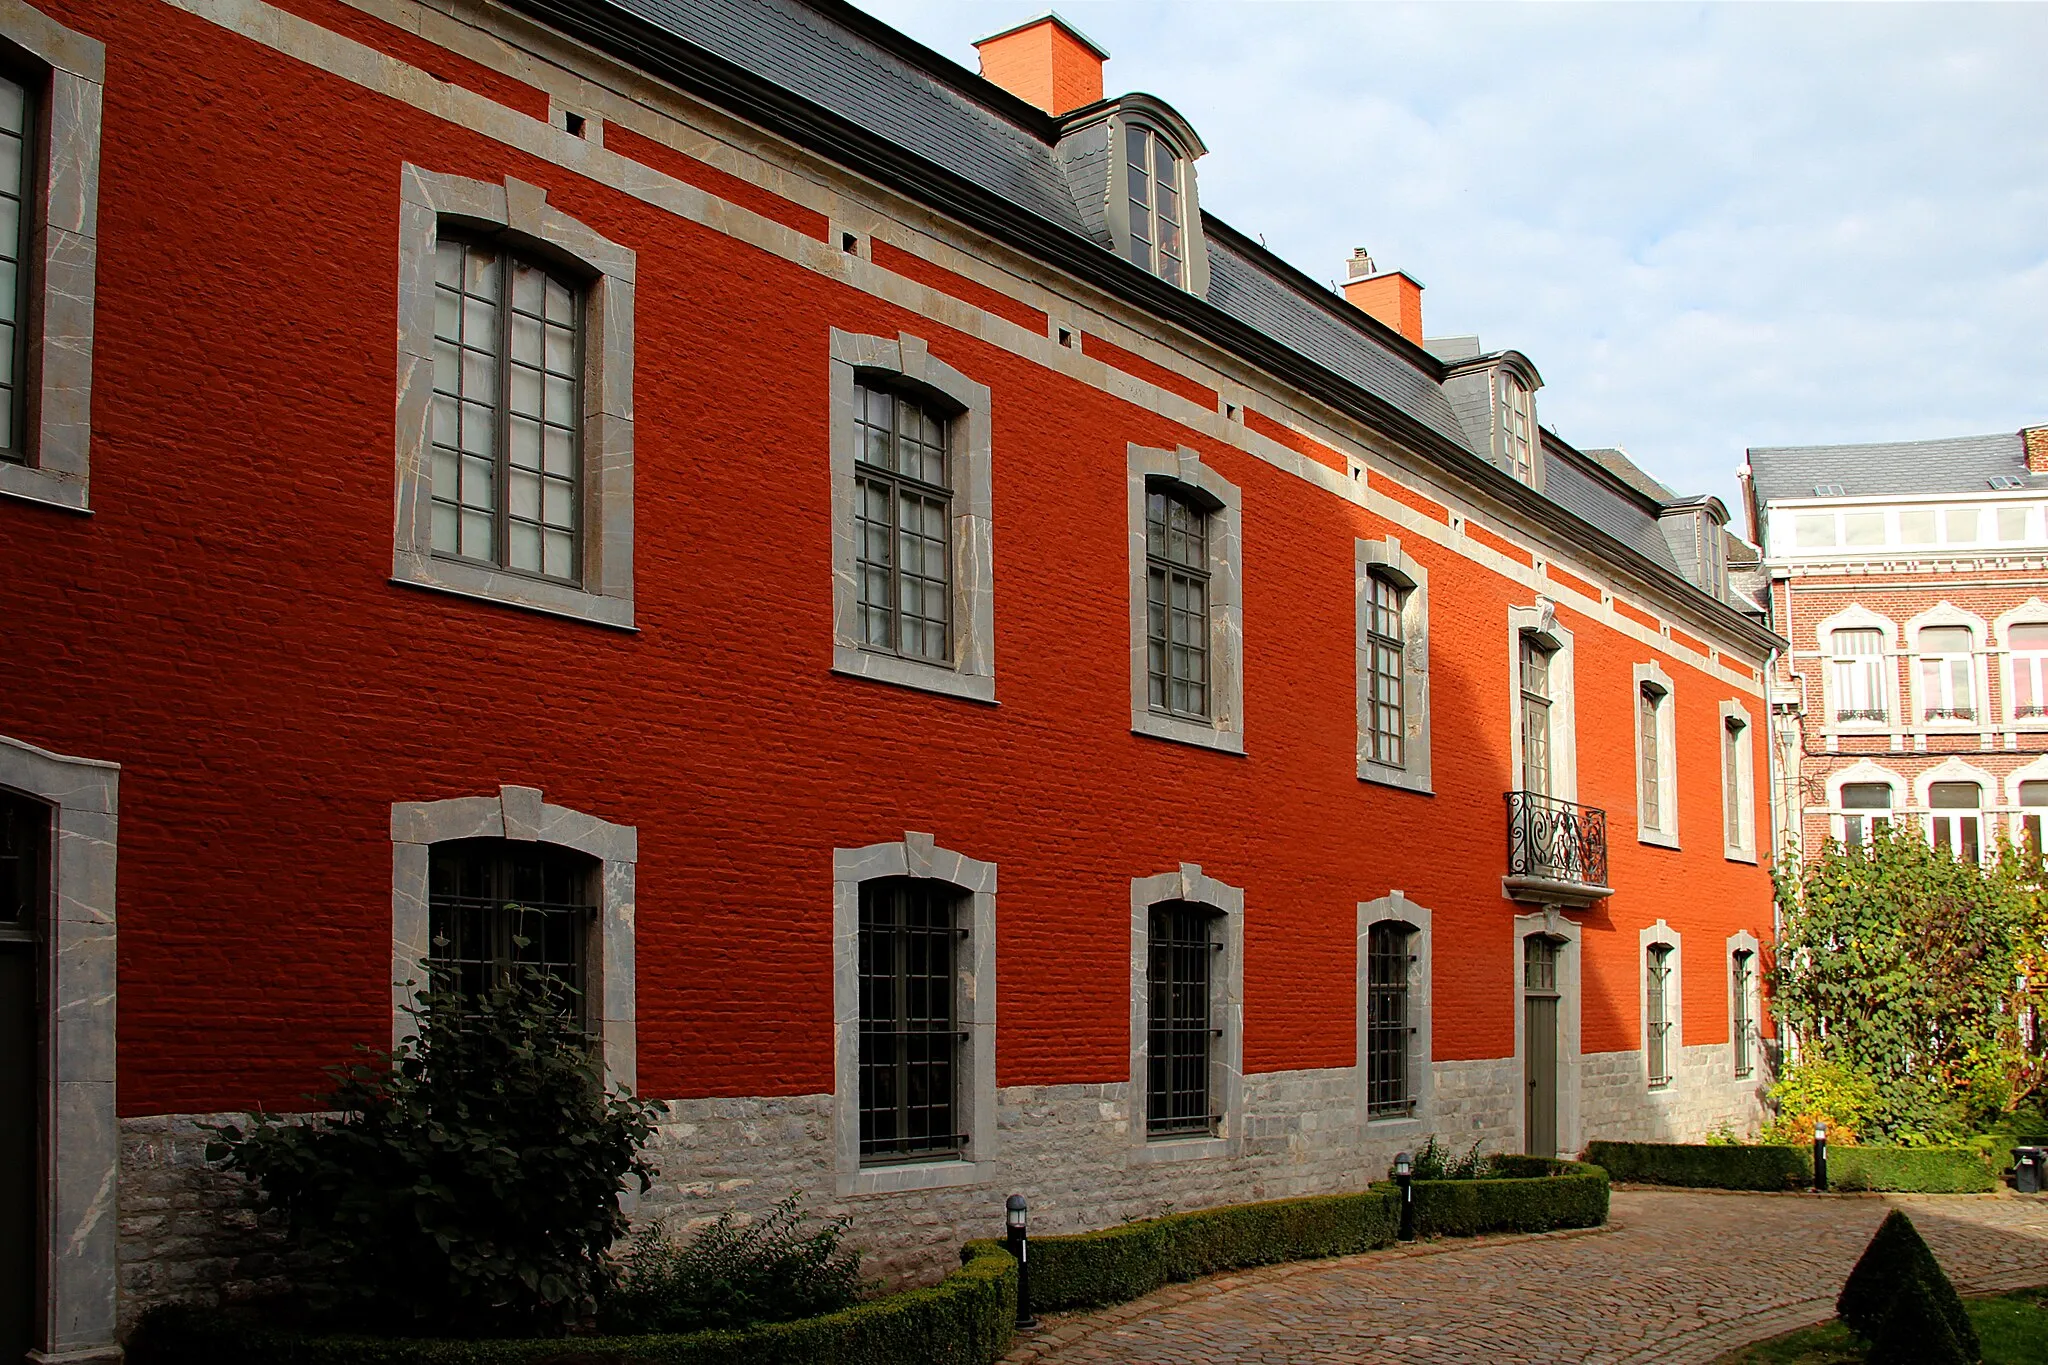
[127,1241,1017,1365]
[1378,1157,1610,1239]
[1585,1141,1997,1193]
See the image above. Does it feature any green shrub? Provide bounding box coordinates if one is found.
[127,1243,1017,1365]
[602,1198,863,1334]
[1407,1134,1490,1180]
[1760,1057,1883,1145]
[1831,1145,1998,1193]
[1839,1210,1980,1360]
[1381,1158,1609,1238]
[1867,1281,1972,1365]
[1583,1140,1995,1193]
[206,969,662,1335]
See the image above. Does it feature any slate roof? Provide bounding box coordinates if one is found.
[1541,443,1685,575]
[1747,432,2031,503]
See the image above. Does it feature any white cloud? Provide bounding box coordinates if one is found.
[853,0,2048,507]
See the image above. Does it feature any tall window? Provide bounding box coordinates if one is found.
[431,239,583,581]
[1500,372,1534,483]
[1732,950,1754,1078]
[858,879,961,1164]
[2023,780,2048,857]
[1646,944,1673,1089]
[1722,717,1747,848]
[1365,922,1412,1117]
[1638,684,1664,830]
[2013,625,2048,720]
[1840,782,1893,851]
[1830,628,1888,723]
[1147,901,1215,1137]
[1124,124,1184,287]
[1918,626,1976,721]
[0,72,30,461]
[854,381,953,663]
[1930,781,1983,864]
[1365,571,1406,767]
[427,839,593,1013]
[1147,486,1211,721]
[1520,635,1553,796]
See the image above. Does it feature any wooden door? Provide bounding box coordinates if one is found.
[1523,934,1560,1158]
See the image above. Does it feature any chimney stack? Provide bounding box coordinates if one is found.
[2026,425,2048,474]
[1341,247,1425,346]
[975,13,1108,116]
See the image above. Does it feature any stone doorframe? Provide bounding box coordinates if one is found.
[1513,907,1582,1158]
[0,733,120,1363]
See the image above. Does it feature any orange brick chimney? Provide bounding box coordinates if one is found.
[974,13,1108,115]
[2026,424,2048,474]
[1341,248,1424,346]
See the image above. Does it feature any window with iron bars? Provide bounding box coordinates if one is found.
[1646,944,1673,1089]
[1365,571,1406,767]
[1365,921,1413,1117]
[853,381,953,664]
[1732,949,1754,1078]
[858,879,963,1164]
[1146,486,1211,721]
[427,839,594,1022]
[1147,901,1217,1137]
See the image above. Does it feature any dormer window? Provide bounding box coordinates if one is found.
[1500,370,1534,483]
[1124,123,1184,286]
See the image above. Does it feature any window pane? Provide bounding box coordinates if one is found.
[1843,511,1885,546]
[1946,507,1980,543]
[427,839,595,1019]
[858,880,961,1163]
[1921,626,1972,653]
[1899,509,1936,543]
[1841,783,1893,810]
[1795,514,1837,548]
[2021,781,2048,808]
[1930,782,1981,810]
[1147,903,1213,1136]
[2000,506,2030,542]
[2013,625,2048,651]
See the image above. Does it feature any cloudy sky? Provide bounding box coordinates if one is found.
[853,1,2046,513]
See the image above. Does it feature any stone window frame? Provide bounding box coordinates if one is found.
[1639,920,1682,1094]
[394,165,637,630]
[828,329,995,704]
[1727,929,1762,1080]
[1513,907,1582,1158]
[1719,700,1759,863]
[1507,599,1577,802]
[1825,759,1901,848]
[1129,864,1245,1164]
[1914,755,1998,864]
[1813,604,1899,735]
[2006,754,2048,847]
[1128,444,1245,754]
[1904,601,1989,733]
[1994,598,2048,730]
[1356,538,1432,794]
[0,732,118,1362]
[1633,661,1679,848]
[391,785,637,1090]
[0,3,101,515]
[832,832,997,1195]
[1356,891,1432,1140]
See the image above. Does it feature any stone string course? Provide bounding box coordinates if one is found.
[116,1048,1767,1330]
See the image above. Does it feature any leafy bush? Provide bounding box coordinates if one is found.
[206,969,661,1335]
[603,1198,864,1334]
[1383,1157,1609,1237]
[128,1241,1017,1365]
[1760,1057,1881,1145]
[1406,1134,1490,1180]
[1839,1210,1980,1361]
[1831,1145,1998,1193]
[1584,1140,1994,1192]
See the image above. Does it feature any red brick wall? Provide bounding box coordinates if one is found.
[0,0,1775,1115]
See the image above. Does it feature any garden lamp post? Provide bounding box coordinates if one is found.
[1813,1121,1829,1193]
[1394,1151,1415,1241]
[1006,1194,1036,1329]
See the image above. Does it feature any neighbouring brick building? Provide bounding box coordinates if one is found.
[1744,428,2048,866]
[0,0,1783,1356]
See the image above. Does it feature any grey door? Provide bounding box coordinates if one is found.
[1,793,45,1364]
[1523,935,1560,1158]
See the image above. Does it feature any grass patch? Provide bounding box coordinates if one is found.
[1714,1287,2048,1364]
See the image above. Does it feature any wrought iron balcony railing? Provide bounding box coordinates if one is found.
[1924,707,1976,722]
[1504,791,1611,905]
[1834,708,1889,723]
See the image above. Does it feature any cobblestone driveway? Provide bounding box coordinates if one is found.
[1005,1190,2048,1365]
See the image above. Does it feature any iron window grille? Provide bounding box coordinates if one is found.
[858,878,965,1164]
[1732,950,1754,1078]
[1365,571,1406,767]
[1365,922,1413,1117]
[1147,901,1218,1137]
[1146,485,1211,722]
[0,69,31,462]
[1646,945,1673,1089]
[1123,123,1185,287]
[853,380,954,664]
[430,237,584,583]
[1638,684,1663,831]
[1519,634,1553,797]
[426,839,595,1022]
[1505,790,1609,888]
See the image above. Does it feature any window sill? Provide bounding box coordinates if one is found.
[1360,762,1432,796]
[832,646,997,704]
[0,462,90,513]
[845,1157,990,1195]
[1362,1113,1425,1136]
[392,556,635,631]
[1722,844,1758,865]
[1637,828,1680,850]
[1132,712,1246,755]
[1131,1134,1234,1165]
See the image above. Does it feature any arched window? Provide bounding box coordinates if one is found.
[431,238,584,582]
[1929,781,1983,863]
[853,380,954,663]
[1519,634,1555,796]
[1840,781,1893,851]
[858,877,966,1163]
[2012,624,2048,720]
[1147,900,1219,1136]
[1364,570,1407,767]
[1830,628,1888,723]
[1364,921,1414,1117]
[1123,123,1186,286]
[1147,484,1212,721]
[1499,371,1534,483]
[1918,625,1976,721]
[1731,949,1755,1079]
[427,839,597,1015]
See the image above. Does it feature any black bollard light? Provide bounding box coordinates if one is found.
[1006,1194,1037,1329]
[1394,1150,1415,1241]
[1813,1120,1829,1193]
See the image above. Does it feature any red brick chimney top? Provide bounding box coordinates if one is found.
[2024,425,2048,474]
[975,13,1108,116]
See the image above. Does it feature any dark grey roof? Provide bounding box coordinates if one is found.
[1581,447,1673,502]
[1747,432,2029,503]
[1542,447,1684,575]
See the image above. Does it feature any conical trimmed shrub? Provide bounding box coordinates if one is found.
[1837,1210,1979,1360]
[1866,1276,1970,1365]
